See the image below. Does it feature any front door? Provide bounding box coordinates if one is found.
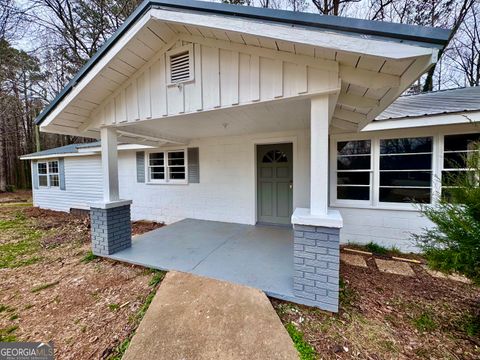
[257,143,293,225]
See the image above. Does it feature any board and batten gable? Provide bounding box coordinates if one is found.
[32,155,103,212]
[87,37,339,128]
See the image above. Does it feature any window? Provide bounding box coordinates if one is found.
[148,150,186,183]
[336,140,371,201]
[167,45,194,85]
[379,137,432,203]
[442,133,480,197]
[38,160,59,187]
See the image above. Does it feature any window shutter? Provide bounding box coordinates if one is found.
[32,161,39,189]
[58,158,66,190]
[188,147,200,183]
[136,151,145,183]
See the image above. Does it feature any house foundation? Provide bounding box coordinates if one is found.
[91,201,132,255]
[292,208,343,312]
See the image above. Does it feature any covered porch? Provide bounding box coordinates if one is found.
[108,219,296,302]
[35,1,449,312]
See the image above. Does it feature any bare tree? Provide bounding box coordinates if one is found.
[447,3,480,87]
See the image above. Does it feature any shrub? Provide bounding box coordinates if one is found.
[413,145,480,284]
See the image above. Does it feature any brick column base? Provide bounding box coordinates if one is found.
[293,224,340,312]
[91,204,132,255]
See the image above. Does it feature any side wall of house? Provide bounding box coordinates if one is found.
[32,155,103,211]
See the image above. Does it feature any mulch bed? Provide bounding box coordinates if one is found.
[273,251,480,359]
[0,202,164,359]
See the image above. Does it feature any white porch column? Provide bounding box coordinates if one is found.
[101,127,120,203]
[310,95,329,216]
[291,94,343,313]
[91,127,132,256]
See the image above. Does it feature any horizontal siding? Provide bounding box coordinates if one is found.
[33,156,103,212]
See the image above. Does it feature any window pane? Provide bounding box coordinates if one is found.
[380,171,431,187]
[149,153,164,166]
[444,133,480,151]
[150,170,165,180]
[337,171,370,185]
[49,174,59,187]
[337,140,371,155]
[441,170,475,186]
[38,163,47,174]
[39,175,48,186]
[380,137,432,154]
[380,154,432,170]
[379,187,430,203]
[444,151,473,169]
[337,186,369,200]
[169,166,185,180]
[337,156,371,170]
[48,161,58,174]
[168,152,185,166]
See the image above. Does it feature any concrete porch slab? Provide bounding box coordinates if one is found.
[107,219,296,302]
[123,271,299,360]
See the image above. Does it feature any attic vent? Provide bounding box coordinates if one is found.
[167,45,194,85]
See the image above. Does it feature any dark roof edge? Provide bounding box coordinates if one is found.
[376,108,480,121]
[35,0,452,125]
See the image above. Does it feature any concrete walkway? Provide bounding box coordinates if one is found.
[123,271,299,360]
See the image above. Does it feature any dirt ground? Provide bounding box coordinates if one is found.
[0,191,164,359]
[273,252,480,359]
[1,191,479,360]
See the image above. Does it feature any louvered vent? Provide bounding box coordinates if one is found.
[169,51,191,83]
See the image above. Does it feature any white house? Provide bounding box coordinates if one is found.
[22,0,472,312]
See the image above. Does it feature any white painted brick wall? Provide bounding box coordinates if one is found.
[32,129,433,253]
[118,129,311,225]
[333,207,434,252]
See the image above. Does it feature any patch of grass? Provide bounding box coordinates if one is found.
[81,250,98,263]
[107,271,166,360]
[365,242,390,255]
[0,211,43,268]
[0,325,18,342]
[9,314,19,321]
[148,270,166,287]
[285,323,317,360]
[413,312,437,333]
[31,280,59,293]
[24,304,33,310]
[460,313,480,337]
[0,304,15,314]
[108,303,120,312]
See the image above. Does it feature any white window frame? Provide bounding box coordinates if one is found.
[377,135,434,207]
[38,160,60,188]
[166,44,194,86]
[440,132,480,196]
[330,127,480,211]
[334,139,373,207]
[145,149,188,185]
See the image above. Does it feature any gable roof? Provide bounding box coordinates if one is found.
[20,142,101,160]
[35,0,451,127]
[377,86,480,121]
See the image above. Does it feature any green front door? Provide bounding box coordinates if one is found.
[257,143,293,225]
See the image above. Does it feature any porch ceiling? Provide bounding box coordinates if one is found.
[38,4,443,145]
[115,98,310,142]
